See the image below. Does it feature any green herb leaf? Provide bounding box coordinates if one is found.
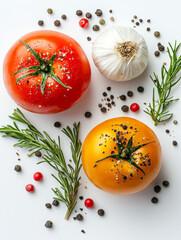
[20,41,44,64]
[96,134,153,175]
[13,41,69,94]
[144,41,181,125]
[0,108,82,220]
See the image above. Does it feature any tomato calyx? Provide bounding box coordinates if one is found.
[13,41,69,95]
[96,134,155,175]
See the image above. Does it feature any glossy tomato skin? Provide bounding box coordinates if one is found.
[82,117,162,195]
[3,30,91,113]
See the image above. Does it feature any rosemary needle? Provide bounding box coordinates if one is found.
[0,108,82,220]
[144,41,181,126]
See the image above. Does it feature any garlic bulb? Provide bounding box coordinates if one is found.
[92,26,148,81]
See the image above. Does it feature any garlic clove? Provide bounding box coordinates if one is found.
[92,26,149,81]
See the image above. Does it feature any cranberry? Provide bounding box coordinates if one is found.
[25,184,34,192]
[33,172,43,181]
[130,103,140,112]
[79,18,89,29]
[84,198,94,208]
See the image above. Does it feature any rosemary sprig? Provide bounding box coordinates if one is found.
[144,41,181,126]
[0,108,82,220]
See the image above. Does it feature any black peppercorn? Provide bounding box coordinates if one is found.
[101,107,107,113]
[162,180,169,187]
[127,91,133,97]
[38,20,44,26]
[45,220,53,228]
[158,45,165,51]
[107,86,111,91]
[84,111,92,118]
[79,196,84,200]
[139,19,143,23]
[135,22,139,26]
[154,51,160,57]
[87,37,91,41]
[120,95,126,101]
[98,103,102,108]
[154,185,161,193]
[76,10,83,16]
[54,20,61,27]
[165,129,170,133]
[147,19,151,23]
[61,14,67,20]
[109,9,113,13]
[110,95,114,100]
[85,12,92,19]
[81,230,86,234]
[14,165,21,172]
[146,27,150,31]
[93,25,100,31]
[102,92,107,97]
[97,209,105,216]
[54,121,61,128]
[95,9,102,16]
[173,140,178,146]
[76,214,83,221]
[121,105,129,112]
[45,203,52,209]
[137,86,144,93]
[52,200,59,206]
[151,197,158,204]
[35,151,42,157]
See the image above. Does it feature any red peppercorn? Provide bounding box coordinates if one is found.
[33,172,43,181]
[84,198,94,208]
[25,184,34,192]
[79,18,89,29]
[130,103,140,112]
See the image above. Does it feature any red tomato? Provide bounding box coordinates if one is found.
[3,30,91,113]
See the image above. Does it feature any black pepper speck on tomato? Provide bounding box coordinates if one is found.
[3,30,91,114]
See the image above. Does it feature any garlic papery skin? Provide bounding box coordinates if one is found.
[92,26,148,81]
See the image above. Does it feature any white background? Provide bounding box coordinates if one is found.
[0,0,181,239]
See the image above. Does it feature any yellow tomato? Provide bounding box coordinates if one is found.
[82,117,161,195]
